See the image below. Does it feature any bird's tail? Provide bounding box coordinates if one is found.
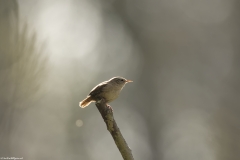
[79,96,93,108]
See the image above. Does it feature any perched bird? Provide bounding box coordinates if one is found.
[79,77,133,108]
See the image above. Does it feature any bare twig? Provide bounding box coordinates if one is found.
[95,99,134,160]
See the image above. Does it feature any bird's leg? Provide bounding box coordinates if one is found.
[96,97,106,104]
[106,104,113,112]
[96,99,103,104]
[96,98,113,111]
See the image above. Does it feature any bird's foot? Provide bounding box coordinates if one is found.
[96,98,106,104]
[106,104,113,112]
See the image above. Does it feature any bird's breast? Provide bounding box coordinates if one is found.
[101,85,122,103]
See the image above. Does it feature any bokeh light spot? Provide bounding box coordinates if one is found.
[76,119,83,127]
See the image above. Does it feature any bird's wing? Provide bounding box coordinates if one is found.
[89,81,108,97]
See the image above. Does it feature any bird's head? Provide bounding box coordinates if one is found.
[109,77,133,86]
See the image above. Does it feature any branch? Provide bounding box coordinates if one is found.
[95,99,134,160]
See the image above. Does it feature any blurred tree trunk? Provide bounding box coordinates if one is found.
[111,2,164,159]
[212,1,240,160]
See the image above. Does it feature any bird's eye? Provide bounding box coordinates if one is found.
[121,79,124,81]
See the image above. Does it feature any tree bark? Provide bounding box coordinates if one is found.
[95,99,134,160]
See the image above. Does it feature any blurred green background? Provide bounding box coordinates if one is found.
[1,0,240,160]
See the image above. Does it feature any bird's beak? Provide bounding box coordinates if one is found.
[126,80,133,83]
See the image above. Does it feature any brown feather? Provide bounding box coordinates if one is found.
[89,82,107,97]
[79,96,93,108]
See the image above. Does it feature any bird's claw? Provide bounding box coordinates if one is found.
[106,104,113,112]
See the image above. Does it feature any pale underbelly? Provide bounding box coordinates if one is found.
[101,90,120,103]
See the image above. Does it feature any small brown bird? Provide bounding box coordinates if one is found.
[79,77,133,108]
